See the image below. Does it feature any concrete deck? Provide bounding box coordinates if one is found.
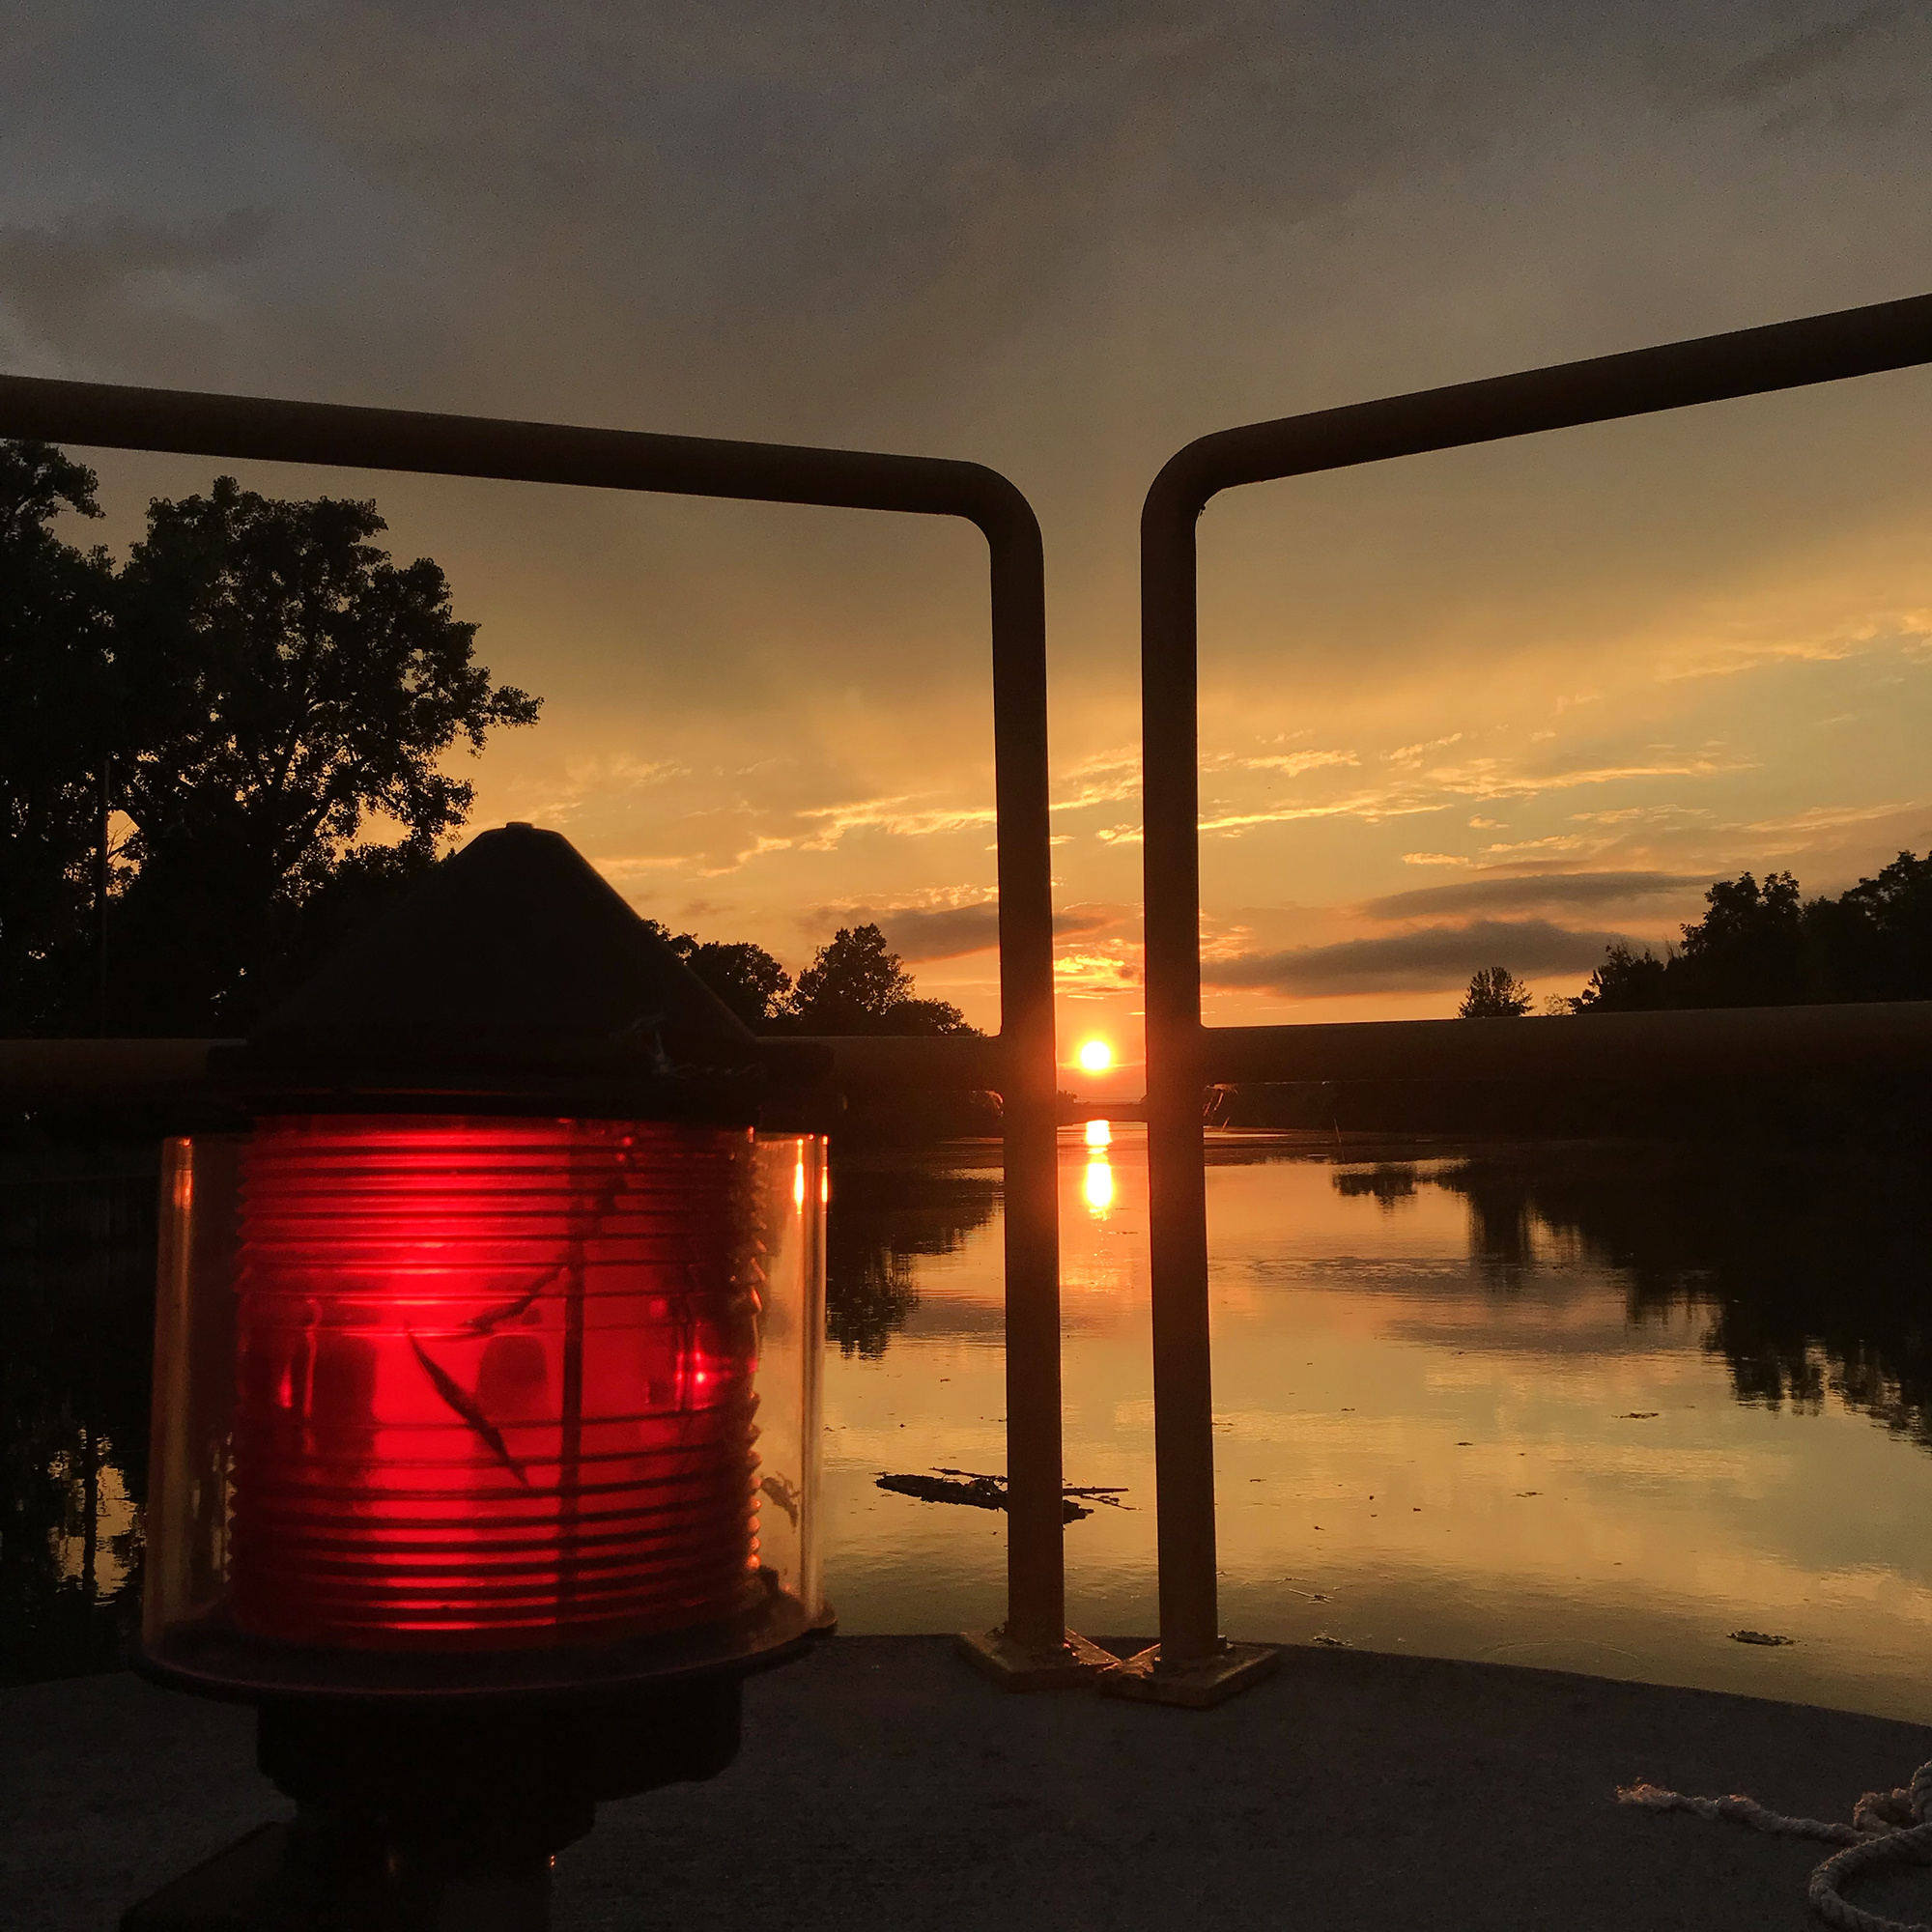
[5,1637,1930,1931]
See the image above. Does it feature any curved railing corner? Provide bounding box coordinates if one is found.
[1134,291,1932,1701]
[0,372,1097,1685]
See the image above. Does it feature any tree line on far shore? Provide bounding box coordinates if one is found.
[646,920,972,1036]
[0,439,969,1040]
[1460,855,1932,1019]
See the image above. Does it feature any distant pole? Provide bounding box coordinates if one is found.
[95,756,111,1037]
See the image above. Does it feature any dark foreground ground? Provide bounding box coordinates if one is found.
[4,1636,1930,1932]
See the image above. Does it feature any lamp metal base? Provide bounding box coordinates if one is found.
[123,1674,743,1930]
[121,1819,552,1932]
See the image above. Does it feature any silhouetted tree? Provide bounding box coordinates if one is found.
[1812,850,1932,1003]
[0,442,119,1032]
[3,448,541,1034]
[643,923,792,1029]
[1571,941,1672,1012]
[783,923,975,1036]
[685,939,790,1028]
[1674,870,1804,1007]
[1459,965,1532,1018]
[1573,858,1932,1013]
[101,476,538,1031]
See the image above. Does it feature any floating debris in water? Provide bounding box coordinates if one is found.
[1728,1630,1797,1647]
[1311,1634,1350,1648]
[874,1468,1124,1524]
[1617,1411,1661,1420]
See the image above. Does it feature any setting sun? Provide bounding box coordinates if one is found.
[1075,1038,1113,1074]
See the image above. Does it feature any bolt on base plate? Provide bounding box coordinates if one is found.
[1097,1640,1280,1709]
[955,1626,1118,1691]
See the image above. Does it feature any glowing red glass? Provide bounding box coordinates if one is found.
[228,1116,761,1650]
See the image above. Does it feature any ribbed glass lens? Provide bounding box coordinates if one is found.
[226,1116,761,1650]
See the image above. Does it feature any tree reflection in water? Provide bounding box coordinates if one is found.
[1330,1165,1418,1213]
[1426,1149,1932,1450]
[824,1148,1000,1359]
[0,1150,156,1683]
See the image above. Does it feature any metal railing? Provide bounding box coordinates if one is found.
[1139,291,1932,1680]
[0,374,1082,1668]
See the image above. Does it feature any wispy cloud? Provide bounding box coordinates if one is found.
[1386,734,1463,764]
[1415,753,1752,799]
[794,795,998,846]
[1205,747,1360,778]
[1744,799,1921,837]
[1566,805,1715,826]
[1200,791,1447,835]
[1193,751,1754,840]
[1658,614,1932,682]
[1053,944,1143,997]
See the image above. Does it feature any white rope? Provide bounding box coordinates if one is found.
[1617,1759,1932,1932]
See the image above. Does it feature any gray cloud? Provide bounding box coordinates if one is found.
[182,0,1921,443]
[1683,3,1899,109]
[0,207,272,304]
[878,902,1003,961]
[1204,918,1622,998]
[1359,869,1703,923]
[0,208,275,374]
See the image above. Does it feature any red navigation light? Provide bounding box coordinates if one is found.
[128,824,834,1930]
[145,1115,826,1695]
[230,1116,760,1651]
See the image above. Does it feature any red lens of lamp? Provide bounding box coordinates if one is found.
[229,1117,760,1651]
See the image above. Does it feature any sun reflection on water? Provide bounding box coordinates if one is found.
[1084,1155,1114,1213]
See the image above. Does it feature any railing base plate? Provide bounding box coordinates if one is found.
[1097,1639,1280,1708]
[954,1626,1117,1690]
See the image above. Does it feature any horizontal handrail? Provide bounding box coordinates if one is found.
[1199,1001,1932,1085]
[0,1031,1009,1103]
[0,1038,227,1105]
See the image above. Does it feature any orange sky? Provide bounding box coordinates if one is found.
[9,5,1930,1073]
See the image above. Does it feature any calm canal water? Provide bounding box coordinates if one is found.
[5,1128,1930,1721]
[822,1125,1932,1723]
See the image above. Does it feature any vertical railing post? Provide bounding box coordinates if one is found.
[1139,471,1218,1668]
[957,485,1115,1685]
[985,498,1065,1655]
[1100,463,1279,1706]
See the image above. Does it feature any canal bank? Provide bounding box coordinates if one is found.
[5,1635,1928,1931]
